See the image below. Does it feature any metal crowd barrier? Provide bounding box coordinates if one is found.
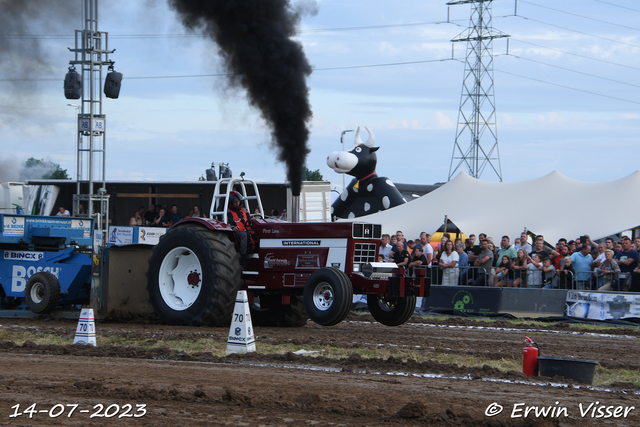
[406,263,628,291]
[540,269,623,291]
[406,261,627,291]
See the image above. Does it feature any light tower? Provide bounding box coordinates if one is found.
[65,0,121,230]
[447,0,508,181]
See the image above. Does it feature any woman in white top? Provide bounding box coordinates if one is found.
[129,210,143,226]
[440,240,459,286]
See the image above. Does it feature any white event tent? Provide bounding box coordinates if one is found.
[351,171,640,244]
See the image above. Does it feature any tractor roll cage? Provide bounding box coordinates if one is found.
[209,177,265,222]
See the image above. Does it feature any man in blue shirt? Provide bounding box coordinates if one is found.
[571,244,594,290]
[455,242,469,285]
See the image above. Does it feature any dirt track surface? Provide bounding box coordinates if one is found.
[1,313,639,426]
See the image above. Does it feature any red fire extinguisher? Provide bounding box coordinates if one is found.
[522,336,540,377]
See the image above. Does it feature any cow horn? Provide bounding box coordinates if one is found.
[363,126,375,147]
[354,126,363,145]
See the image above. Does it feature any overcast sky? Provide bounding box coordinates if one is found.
[1,0,639,192]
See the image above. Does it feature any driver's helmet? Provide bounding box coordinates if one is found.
[229,191,243,211]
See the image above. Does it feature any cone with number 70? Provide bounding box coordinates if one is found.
[226,291,256,354]
[73,308,97,346]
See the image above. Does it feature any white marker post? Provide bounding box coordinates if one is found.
[226,290,256,354]
[73,308,97,346]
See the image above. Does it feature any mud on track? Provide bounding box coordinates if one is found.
[1,313,639,426]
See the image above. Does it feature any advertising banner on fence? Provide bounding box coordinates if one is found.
[424,286,502,315]
[566,291,640,320]
[106,226,167,246]
[108,226,133,246]
[137,227,167,245]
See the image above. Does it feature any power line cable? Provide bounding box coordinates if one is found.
[513,39,640,72]
[591,0,640,13]
[0,19,467,40]
[519,0,640,32]
[313,57,455,71]
[4,52,639,107]
[505,54,640,89]
[0,57,457,82]
[301,20,465,33]
[495,69,640,105]
[514,15,640,49]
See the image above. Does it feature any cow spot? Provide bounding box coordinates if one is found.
[331,206,334,214]
[385,179,396,187]
[353,186,358,193]
[348,212,356,219]
[340,190,348,201]
[364,203,371,212]
[382,196,390,209]
[367,184,373,192]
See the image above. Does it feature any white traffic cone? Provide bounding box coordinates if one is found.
[73,308,97,346]
[226,290,256,354]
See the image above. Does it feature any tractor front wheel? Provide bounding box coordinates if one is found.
[367,294,416,326]
[303,268,352,326]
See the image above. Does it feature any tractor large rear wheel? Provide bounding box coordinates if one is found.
[367,294,416,326]
[147,226,242,326]
[303,268,352,326]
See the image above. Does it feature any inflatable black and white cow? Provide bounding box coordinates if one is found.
[327,127,406,219]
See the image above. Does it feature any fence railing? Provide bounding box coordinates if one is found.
[400,262,627,291]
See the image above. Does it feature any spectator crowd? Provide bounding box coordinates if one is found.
[130,203,287,228]
[378,230,640,293]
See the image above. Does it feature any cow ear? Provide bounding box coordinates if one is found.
[370,146,380,152]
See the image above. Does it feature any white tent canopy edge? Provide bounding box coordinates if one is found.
[346,170,640,244]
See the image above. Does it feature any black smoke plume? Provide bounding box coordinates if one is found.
[168,0,315,196]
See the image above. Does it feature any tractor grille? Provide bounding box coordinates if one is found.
[353,243,377,264]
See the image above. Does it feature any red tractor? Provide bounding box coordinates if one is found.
[146,177,428,327]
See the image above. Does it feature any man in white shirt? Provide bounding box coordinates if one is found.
[56,206,70,217]
[514,232,532,254]
[418,232,434,266]
[379,234,392,262]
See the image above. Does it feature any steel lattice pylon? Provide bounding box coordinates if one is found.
[447,0,509,181]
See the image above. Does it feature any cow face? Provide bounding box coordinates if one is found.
[327,127,379,179]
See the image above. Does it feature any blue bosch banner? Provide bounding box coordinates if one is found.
[0,249,91,298]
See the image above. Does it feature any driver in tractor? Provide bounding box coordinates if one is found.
[226,191,255,257]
